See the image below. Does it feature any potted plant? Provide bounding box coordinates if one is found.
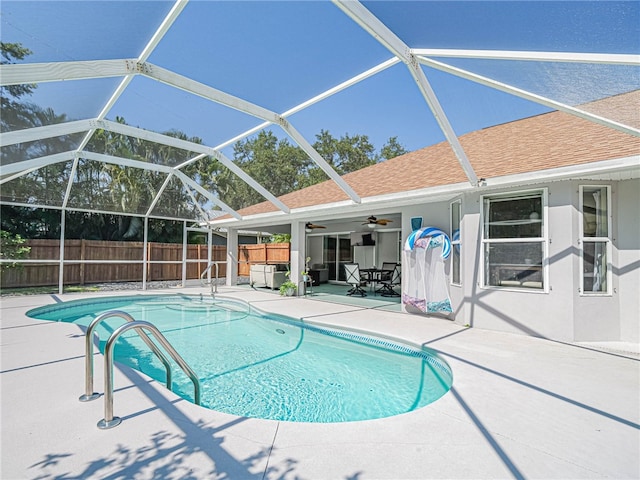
[279,269,297,296]
[301,257,311,283]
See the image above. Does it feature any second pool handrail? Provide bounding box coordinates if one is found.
[200,261,220,295]
[98,320,201,429]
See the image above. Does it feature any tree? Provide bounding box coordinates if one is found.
[214,131,310,210]
[310,129,377,175]
[0,230,31,271]
[379,136,408,160]
[298,130,380,188]
[1,206,62,239]
[0,42,36,133]
[1,42,75,222]
[336,132,377,173]
[84,118,207,239]
[209,129,408,210]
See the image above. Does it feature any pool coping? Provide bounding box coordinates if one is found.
[2,286,639,479]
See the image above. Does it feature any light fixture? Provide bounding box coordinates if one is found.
[305,227,312,233]
[367,223,376,229]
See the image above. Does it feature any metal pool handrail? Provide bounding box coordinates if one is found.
[200,261,220,295]
[79,310,173,402]
[98,320,202,429]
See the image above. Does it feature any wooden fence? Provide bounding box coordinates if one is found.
[1,239,290,288]
[237,243,291,276]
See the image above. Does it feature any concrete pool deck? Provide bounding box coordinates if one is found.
[1,286,638,479]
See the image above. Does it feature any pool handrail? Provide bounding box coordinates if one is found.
[200,261,220,295]
[79,310,173,402]
[98,320,202,429]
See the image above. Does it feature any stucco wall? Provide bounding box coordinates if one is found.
[459,184,575,340]
[616,179,640,343]
[571,181,620,341]
[402,202,457,316]
[400,178,637,343]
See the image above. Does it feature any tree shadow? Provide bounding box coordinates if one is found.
[25,330,361,480]
[29,425,263,480]
[419,321,639,478]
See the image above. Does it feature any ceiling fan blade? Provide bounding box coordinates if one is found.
[360,215,393,225]
[306,222,326,229]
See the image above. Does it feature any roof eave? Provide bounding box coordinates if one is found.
[209,155,639,230]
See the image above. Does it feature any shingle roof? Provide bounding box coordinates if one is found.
[235,91,640,217]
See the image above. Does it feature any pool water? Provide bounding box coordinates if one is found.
[28,295,453,423]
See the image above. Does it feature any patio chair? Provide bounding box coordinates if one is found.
[379,262,397,282]
[344,263,367,297]
[378,263,401,297]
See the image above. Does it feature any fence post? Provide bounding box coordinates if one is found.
[79,239,86,285]
[147,243,152,282]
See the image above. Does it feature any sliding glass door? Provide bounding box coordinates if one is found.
[323,234,353,282]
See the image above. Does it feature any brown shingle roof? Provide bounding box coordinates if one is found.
[235,91,640,217]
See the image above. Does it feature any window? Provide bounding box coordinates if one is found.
[482,190,547,290]
[580,186,611,295]
[450,200,461,285]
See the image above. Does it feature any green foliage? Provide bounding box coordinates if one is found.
[0,206,193,243]
[85,118,209,226]
[279,269,297,296]
[0,230,31,271]
[214,129,407,210]
[214,131,311,210]
[279,280,297,295]
[380,136,408,160]
[1,206,61,239]
[269,233,291,244]
[309,129,377,176]
[0,42,35,107]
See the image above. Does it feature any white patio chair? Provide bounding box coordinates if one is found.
[344,263,367,297]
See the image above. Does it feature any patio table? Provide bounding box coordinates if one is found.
[360,267,393,295]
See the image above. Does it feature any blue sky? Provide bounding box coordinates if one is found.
[2,1,639,156]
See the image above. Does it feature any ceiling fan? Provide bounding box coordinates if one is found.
[362,215,393,228]
[305,222,327,232]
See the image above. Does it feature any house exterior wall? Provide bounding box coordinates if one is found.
[400,178,638,343]
[401,201,462,318]
[616,179,640,343]
[571,181,619,341]
[460,184,574,340]
[376,231,401,265]
[307,235,324,267]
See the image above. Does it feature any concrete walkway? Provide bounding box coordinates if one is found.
[1,286,638,479]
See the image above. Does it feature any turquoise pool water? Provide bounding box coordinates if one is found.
[28,295,452,423]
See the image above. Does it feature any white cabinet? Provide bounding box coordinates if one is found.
[353,245,375,268]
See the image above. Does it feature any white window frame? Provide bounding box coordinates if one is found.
[579,185,612,296]
[480,188,549,292]
[450,199,462,286]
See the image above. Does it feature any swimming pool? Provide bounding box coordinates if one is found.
[28,294,453,423]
